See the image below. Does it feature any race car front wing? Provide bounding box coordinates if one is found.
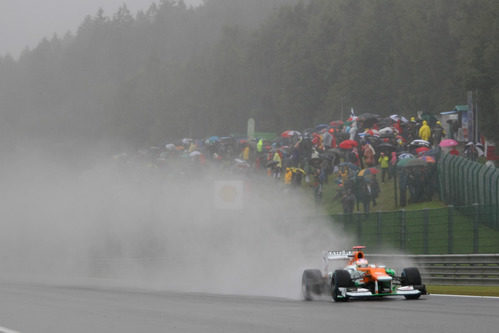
[336,285,424,299]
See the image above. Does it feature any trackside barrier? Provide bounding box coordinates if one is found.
[438,153,499,229]
[330,204,499,254]
[370,254,499,286]
[87,254,499,287]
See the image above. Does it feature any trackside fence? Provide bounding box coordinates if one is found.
[369,254,499,286]
[330,205,499,254]
[438,153,499,230]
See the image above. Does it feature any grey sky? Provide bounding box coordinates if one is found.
[0,0,202,58]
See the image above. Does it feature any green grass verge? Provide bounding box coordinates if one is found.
[427,285,499,297]
[323,173,446,214]
[320,173,499,254]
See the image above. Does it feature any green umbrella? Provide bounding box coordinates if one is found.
[397,158,427,168]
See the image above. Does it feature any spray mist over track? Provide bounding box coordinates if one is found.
[0,151,353,299]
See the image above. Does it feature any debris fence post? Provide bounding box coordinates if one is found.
[400,209,406,251]
[448,205,454,254]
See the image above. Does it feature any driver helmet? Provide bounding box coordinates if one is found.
[356,258,368,268]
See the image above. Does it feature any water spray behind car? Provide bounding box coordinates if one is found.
[0,150,354,299]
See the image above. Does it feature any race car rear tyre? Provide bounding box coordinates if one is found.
[331,270,352,302]
[302,269,323,301]
[401,267,422,299]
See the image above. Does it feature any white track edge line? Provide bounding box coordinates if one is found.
[431,294,499,299]
[0,326,20,333]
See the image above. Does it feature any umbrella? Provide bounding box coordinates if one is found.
[439,139,458,147]
[358,167,379,177]
[182,138,193,145]
[410,139,431,147]
[390,114,409,123]
[207,136,220,143]
[315,124,329,131]
[329,120,344,127]
[379,127,394,135]
[339,139,359,149]
[281,130,302,138]
[189,151,201,157]
[165,143,176,151]
[397,158,427,167]
[419,155,436,163]
[415,147,430,155]
[364,129,380,136]
[377,142,395,151]
[398,152,415,159]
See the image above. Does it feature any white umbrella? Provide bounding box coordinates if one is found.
[390,114,409,123]
[379,127,394,135]
[189,151,201,157]
[182,138,193,145]
[410,139,430,147]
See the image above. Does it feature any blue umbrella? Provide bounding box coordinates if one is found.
[208,136,220,144]
[398,152,415,160]
[315,124,329,131]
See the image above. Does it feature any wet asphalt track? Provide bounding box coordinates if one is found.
[0,283,498,333]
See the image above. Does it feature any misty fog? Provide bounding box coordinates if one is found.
[0,150,351,299]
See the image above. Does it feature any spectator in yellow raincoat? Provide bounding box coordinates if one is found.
[272,151,282,179]
[242,144,250,161]
[418,120,431,141]
[284,168,293,184]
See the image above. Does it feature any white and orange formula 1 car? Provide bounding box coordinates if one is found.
[301,246,427,302]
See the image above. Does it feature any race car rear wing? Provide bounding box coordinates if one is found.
[323,250,354,261]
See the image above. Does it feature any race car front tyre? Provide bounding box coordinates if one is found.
[401,267,422,286]
[401,267,422,299]
[331,270,352,302]
[302,269,323,301]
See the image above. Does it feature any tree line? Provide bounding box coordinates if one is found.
[0,0,497,154]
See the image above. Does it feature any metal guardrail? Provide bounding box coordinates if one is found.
[370,254,499,286]
[89,254,499,286]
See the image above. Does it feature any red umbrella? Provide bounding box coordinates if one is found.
[415,147,430,155]
[281,130,301,138]
[339,140,358,149]
[329,120,344,127]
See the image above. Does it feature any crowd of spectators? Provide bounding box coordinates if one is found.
[113,112,495,214]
